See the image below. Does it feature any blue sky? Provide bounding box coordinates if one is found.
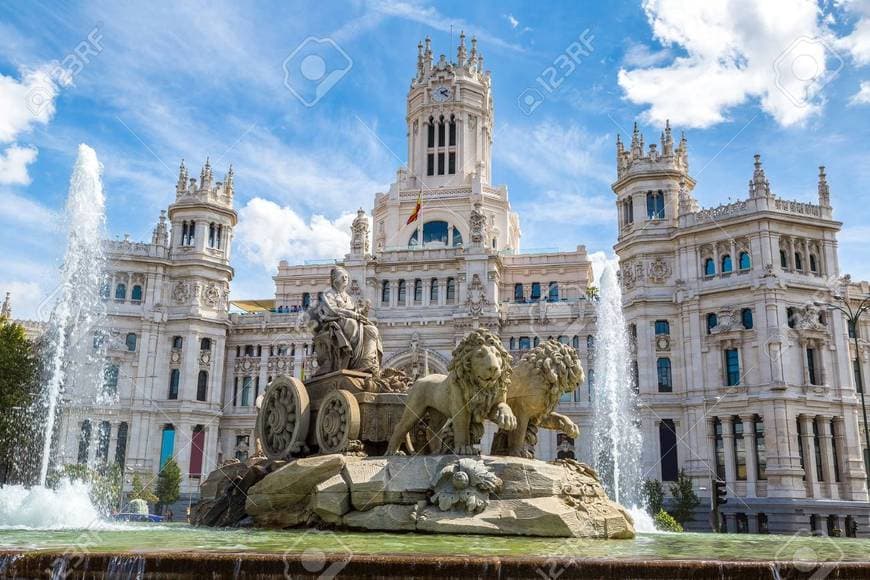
[1,0,869,319]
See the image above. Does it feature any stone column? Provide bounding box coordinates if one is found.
[721,416,737,490]
[799,414,820,498]
[741,414,758,498]
[724,513,737,534]
[817,415,837,498]
[832,417,850,499]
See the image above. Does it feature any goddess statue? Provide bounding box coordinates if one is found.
[308,267,383,377]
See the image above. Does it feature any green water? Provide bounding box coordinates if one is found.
[1,525,869,563]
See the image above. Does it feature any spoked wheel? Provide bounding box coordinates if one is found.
[255,375,310,460]
[315,389,361,454]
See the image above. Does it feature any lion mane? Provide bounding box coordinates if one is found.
[448,328,513,442]
[517,340,584,417]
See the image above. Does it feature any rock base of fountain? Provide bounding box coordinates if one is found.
[192,454,634,539]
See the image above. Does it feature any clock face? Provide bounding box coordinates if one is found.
[432,86,452,102]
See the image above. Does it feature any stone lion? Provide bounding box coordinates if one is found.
[491,339,584,458]
[386,328,517,455]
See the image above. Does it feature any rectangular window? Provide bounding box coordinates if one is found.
[796,417,806,481]
[241,376,253,406]
[530,282,541,301]
[233,377,238,407]
[449,120,456,146]
[438,121,445,147]
[659,419,679,481]
[655,320,670,336]
[755,416,767,480]
[813,420,824,482]
[427,153,434,176]
[831,418,841,483]
[725,349,740,386]
[855,359,864,393]
[427,123,435,148]
[189,427,205,477]
[159,426,175,469]
[657,358,673,392]
[437,152,445,175]
[807,348,818,385]
[448,151,455,174]
[734,418,747,480]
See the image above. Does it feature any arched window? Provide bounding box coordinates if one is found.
[519,336,531,350]
[188,220,195,245]
[115,283,127,300]
[381,281,390,304]
[558,335,569,345]
[181,221,188,245]
[131,285,143,302]
[103,364,119,397]
[780,250,788,268]
[216,224,222,249]
[208,222,216,247]
[741,308,754,330]
[721,255,733,273]
[190,425,205,477]
[587,335,595,351]
[657,358,673,392]
[533,336,540,347]
[646,190,665,219]
[530,282,542,301]
[452,227,462,247]
[706,313,718,334]
[446,277,456,302]
[430,278,439,302]
[78,420,91,464]
[514,283,524,302]
[317,292,323,304]
[168,368,180,399]
[125,333,137,352]
[739,252,751,270]
[397,279,407,303]
[655,320,670,335]
[200,337,211,351]
[448,115,456,146]
[509,337,516,350]
[302,292,311,308]
[172,336,183,349]
[427,116,435,148]
[548,281,559,302]
[787,307,797,328]
[704,258,716,277]
[413,279,423,302]
[115,422,128,466]
[422,221,449,245]
[794,252,803,271]
[810,254,818,273]
[197,370,208,402]
[572,336,580,349]
[159,424,175,468]
[437,115,445,147]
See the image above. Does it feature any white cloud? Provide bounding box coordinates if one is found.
[836,0,870,65]
[851,80,870,103]
[622,41,673,67]
[619,0,840,128]
[0,280,48,321]
[0,189,57,228]
[234,197,356,270]
[0,145,38,185]
[505,14,519,29]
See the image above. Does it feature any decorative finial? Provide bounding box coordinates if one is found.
[457,30,467,66]
[749,154,770,198]
[818,165,830,207]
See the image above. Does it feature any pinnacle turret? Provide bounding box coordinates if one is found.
[616,120,689,179]
[748,154,771,198]
[818,165,831,207]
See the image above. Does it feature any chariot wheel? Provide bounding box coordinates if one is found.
[315,389,361,454]
[255,375,310,460]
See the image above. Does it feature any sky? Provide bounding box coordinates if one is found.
[1,0,869,319]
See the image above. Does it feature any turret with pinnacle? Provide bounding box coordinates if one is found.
[175,158,234,208]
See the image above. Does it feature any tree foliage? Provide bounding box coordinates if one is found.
[49,463,123,513]
[653,509,684,533]
[668,469,700,525]
[128,473,158,505]
[155,459,182,508]
[641,478,665,516]
[0,318,41,483]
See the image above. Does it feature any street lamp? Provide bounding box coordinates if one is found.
[816,294,870,487]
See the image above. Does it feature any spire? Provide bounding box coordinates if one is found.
[470,35,478,65]
[818,165,831,207]
[662,119,674,156]
[748,154,771,198]
[176,159,188,194]
[200,157,213,192]
[678,175,698,215]
[424,36,432,70]
[457,30,467,66]
[152,210,169,246]
[224,164,234,197]
[0,292,10,319]
[417,40,424,77]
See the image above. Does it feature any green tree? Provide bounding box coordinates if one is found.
[669,469,700,525]
[50,463,123,513]
[0,317,41,483]
[155,459,181,509]
[641,478,664,516]
[128,473,158,504]
[653,509,684,533]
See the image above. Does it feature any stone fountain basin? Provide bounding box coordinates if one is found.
[194,454,634,539]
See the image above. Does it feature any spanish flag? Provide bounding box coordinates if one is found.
[406,191,422,225]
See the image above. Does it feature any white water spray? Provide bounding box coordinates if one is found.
[37,144,108,485]
[591,263,643,508]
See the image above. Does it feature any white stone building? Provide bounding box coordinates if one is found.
[41,37,868,534]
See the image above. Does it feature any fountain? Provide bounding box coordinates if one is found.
[37,143,108,485]
[592,263,643,508]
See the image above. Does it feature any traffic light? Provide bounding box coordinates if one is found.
[713,479,728,507]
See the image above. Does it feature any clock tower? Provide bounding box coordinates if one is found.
[406,33,493,188]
